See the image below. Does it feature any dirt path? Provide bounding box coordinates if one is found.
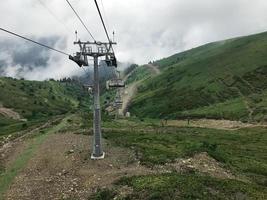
[145,64,161,75]
[119,81,140,115]
[166,119,267,130]
[122,68,135,82]
[0,117,68,199]
[119,64,160,116]
[1,116,253,199]
[2,130,239,200]
[4,132,152,200]
[119,66,264,128]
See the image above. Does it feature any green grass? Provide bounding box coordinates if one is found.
[248,90,267,121]
[0,77,91,138]
[0,116,70,200]
[126,66,151,85]
[98,124,267,199]
[104,126,267,185]
[175,90,267,122]
[130,32,267,121]
[175,98,249,121]
[0,77,90,120]
[111,173,267,200]
[0,117,49,138]
[90,189,117,200]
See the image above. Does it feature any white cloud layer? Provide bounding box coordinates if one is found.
[0,0,267,80]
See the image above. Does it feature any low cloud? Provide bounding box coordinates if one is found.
[0,36,83,80]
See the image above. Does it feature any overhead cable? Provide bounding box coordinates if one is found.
[37,0,72,34]
[100,0,110,33]
[0,27,69,56]
[66,0,96,41]
[93,0,111,43]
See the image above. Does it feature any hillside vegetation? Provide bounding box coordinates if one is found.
[0,32,267,199]
[0,77,89,137]
[130,32,267,122]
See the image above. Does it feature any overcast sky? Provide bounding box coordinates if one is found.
[1,0,267,80]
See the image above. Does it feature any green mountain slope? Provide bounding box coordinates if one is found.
[0,77,89,136]
[130,32,267,122]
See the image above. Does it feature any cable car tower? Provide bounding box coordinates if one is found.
[69,0,120,160]
[0,0,120,160]
[70,37,117,159]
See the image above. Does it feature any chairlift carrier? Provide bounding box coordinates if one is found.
[106,79,125,89]
[69,42,89,67]
[69,54,88,67]
[114,98,123,109]
[105,55,117,68]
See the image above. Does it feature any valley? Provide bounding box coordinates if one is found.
[0,32,267,200]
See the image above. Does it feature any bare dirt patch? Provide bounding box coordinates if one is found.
[0,119,57,161]
[0,138,29,170]
[2,132,244,200]
[119,64,160,116]
[164,152,235,180]
[0,120,57,173]
[145,64,161,75]
[119,81,140,115]
[166,119,266,130]
[5,133,153,200]
[0,107,21,120]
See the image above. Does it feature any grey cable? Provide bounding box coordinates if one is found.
[66,0,96,41]
[0,27,69,56]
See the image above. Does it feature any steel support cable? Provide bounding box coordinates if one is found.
[37,0,72,34]
[0,27,69,56]
[93,0,111,42]
[93,0,116,54]
[66,0,96,42]
[98,0,116,56]
[100,0,110,34]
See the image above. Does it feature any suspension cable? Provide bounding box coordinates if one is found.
[37,0,72,34]
[66,0,96,42]
[93,0,111,43]
[100,0,110,33]
[93,0,117,61]
[0,27,69,56]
